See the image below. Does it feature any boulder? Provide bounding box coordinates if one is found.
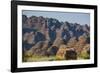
[65,48,77,60]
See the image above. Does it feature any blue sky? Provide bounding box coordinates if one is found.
[22,10,90,25]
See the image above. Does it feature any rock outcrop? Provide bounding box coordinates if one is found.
[22,15,90,60]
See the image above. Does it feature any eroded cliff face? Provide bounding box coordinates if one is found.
[22,15,90,62]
